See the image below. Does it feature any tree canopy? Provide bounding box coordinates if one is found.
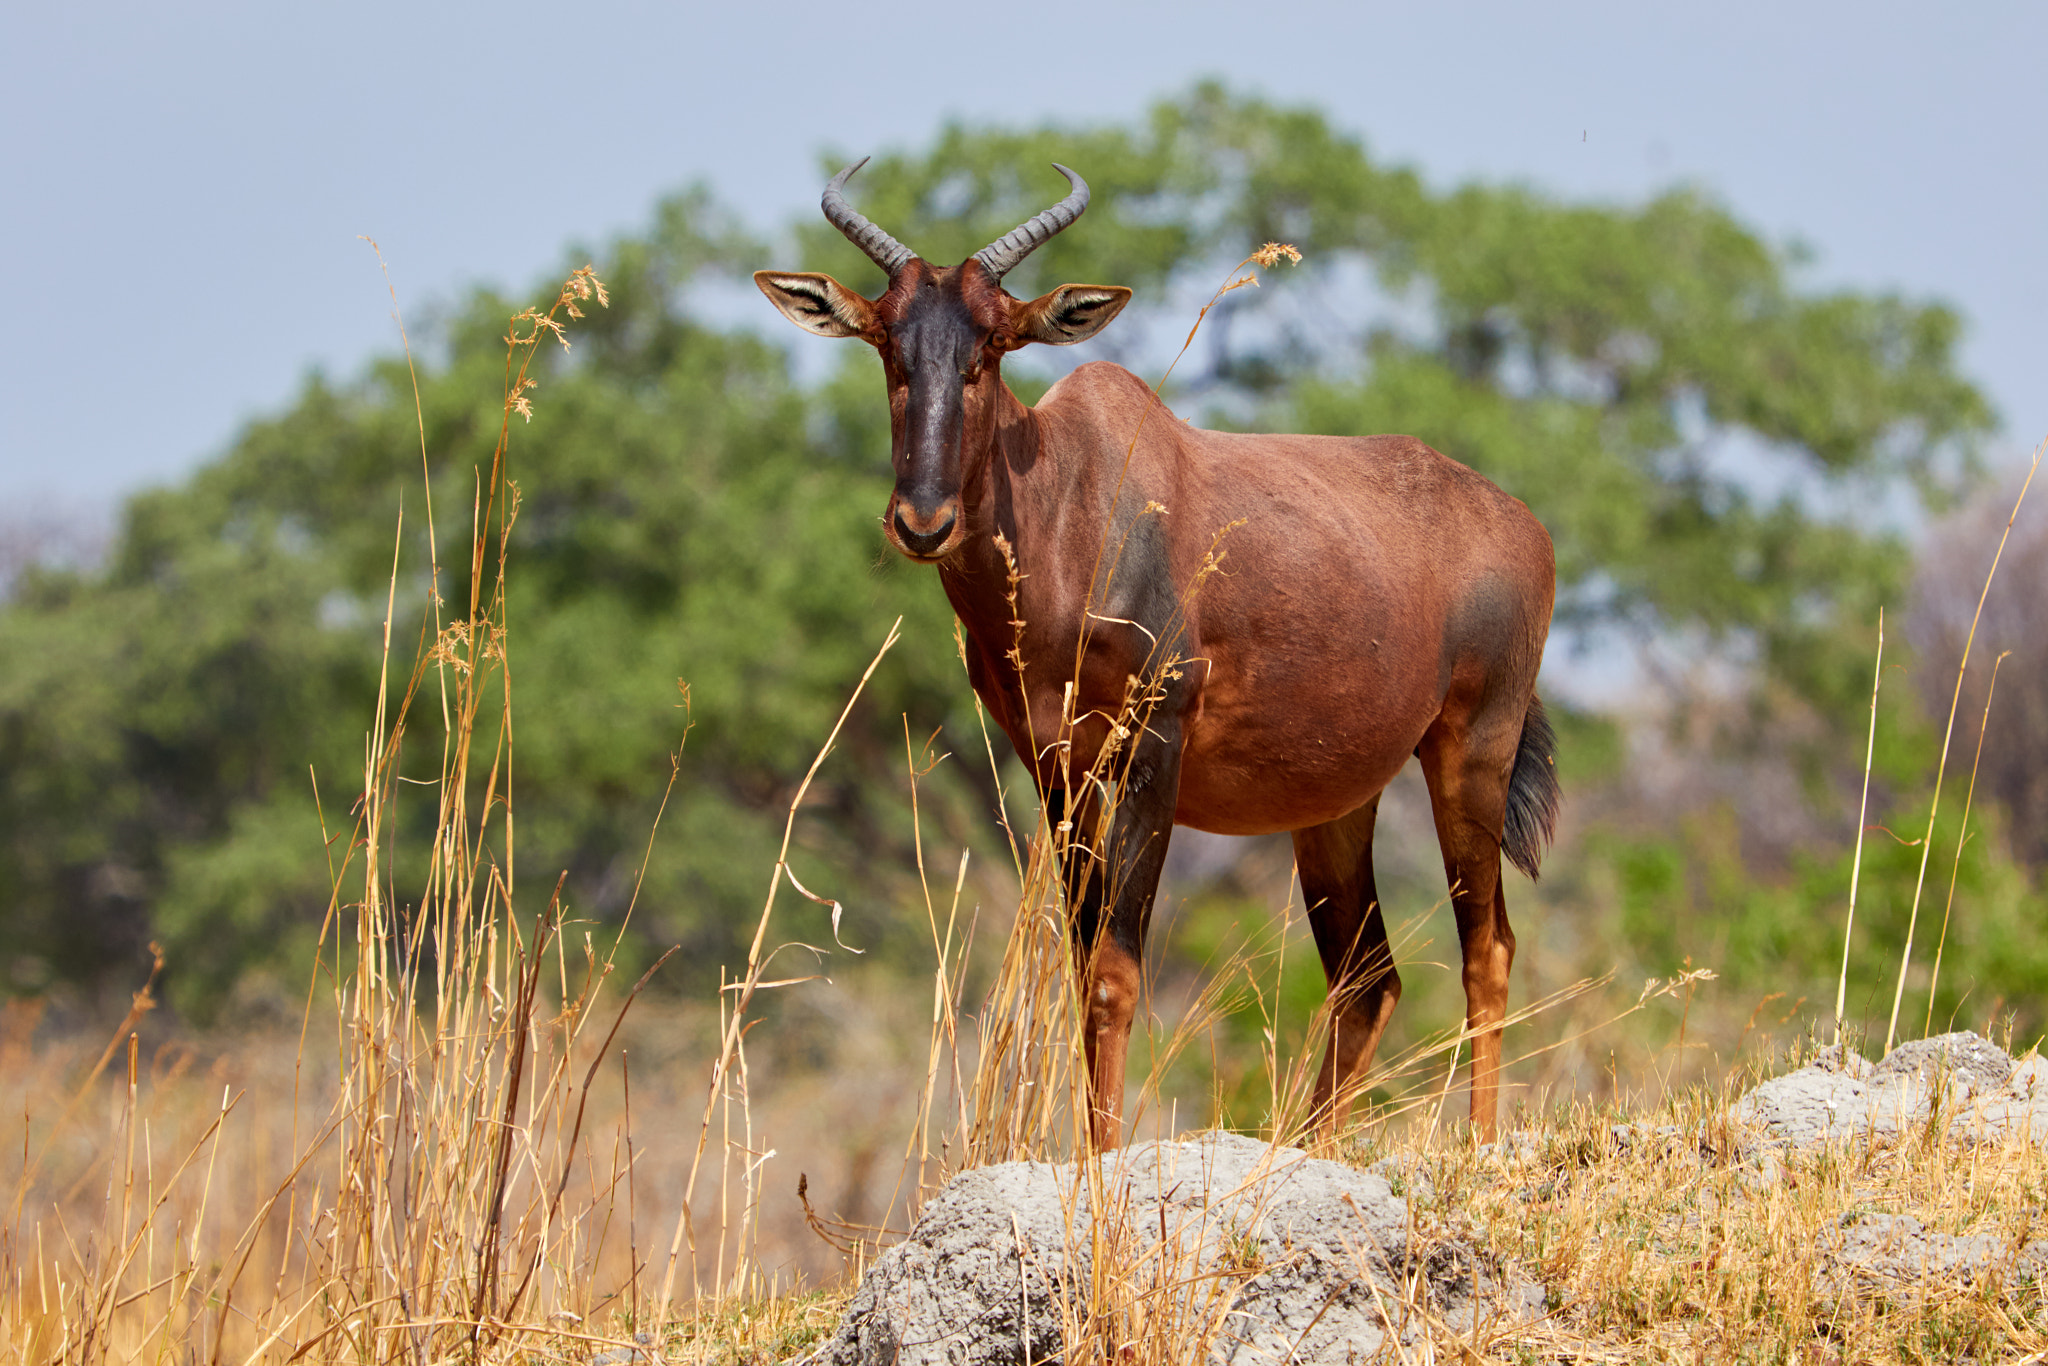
[0,85,1999,1013]
[806,83,1990,714]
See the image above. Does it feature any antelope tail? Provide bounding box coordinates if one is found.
[1502,693,1561,879]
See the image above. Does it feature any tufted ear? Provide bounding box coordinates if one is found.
[1008,284,1133,346]
[753,270,879,340]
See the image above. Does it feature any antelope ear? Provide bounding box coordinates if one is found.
[1009,284,1133,346]
[753,271,878,340]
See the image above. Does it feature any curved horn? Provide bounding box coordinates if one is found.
[972,164,1090,281]
[821,158,916,277]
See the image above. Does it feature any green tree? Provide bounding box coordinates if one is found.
[0,190,968,1014]
[0,86,2000,1014]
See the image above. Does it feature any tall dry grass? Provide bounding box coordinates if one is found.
[0,262,811,1362]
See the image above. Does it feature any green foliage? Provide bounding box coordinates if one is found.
[1537,661,2047,1047]
[0,86,2009,1025]
[1549,703,1625,788]
[0,190,969,1015]
[0,470,377,994]
[1563,790,2048,1048]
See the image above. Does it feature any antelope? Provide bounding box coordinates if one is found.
[756,161,1558,1148]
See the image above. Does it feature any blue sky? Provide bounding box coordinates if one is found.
[5,1,2042,516]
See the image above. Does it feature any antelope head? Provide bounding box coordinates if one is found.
[755,161,1131,561]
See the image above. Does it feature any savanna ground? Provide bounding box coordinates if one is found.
[15,830,2048,1364]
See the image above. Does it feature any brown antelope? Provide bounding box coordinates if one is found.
[756,161,1558,1148]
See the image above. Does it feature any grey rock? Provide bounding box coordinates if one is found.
[1815,1212,2048,1303]
[1717,1036,2048,1318]
[1869,1030,2013,1097]
[1809,1042,1873,1079]
[1732,1061,1918,1145]
[1476,1129,1542,1165]
[1742,1149,1786,1193]
[1733,1032,2048,1148]
[808,1132,1535,1365]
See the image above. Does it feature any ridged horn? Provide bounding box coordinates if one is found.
[972,164,1090,281]
[822,158,916,276]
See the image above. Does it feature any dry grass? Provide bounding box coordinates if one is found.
[16,1005,2048,1361]
[1416,1072,2048,1361]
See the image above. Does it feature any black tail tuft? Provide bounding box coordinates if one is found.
[1502,693,1560,880]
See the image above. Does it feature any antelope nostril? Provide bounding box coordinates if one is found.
[893,507,957,557]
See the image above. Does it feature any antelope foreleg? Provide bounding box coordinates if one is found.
[1078,937,1142,1149]
[1058,727,1182,1151]
[1296,800,1402,1140]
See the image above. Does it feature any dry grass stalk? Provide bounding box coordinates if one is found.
[1926,648,2011,1034]
[656,618,903,1313]
[1887,437,2041,1053]
[1836,607,1885,1047]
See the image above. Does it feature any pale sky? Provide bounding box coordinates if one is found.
[5,1,2043,518]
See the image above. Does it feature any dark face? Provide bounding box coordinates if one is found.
[756,170,1131,563]
[876,265,1004,561]
[757,160,1131,563]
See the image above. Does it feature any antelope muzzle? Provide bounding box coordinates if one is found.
[888,493,962,560]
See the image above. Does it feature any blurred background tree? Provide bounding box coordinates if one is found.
[0,85,2037,1053]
